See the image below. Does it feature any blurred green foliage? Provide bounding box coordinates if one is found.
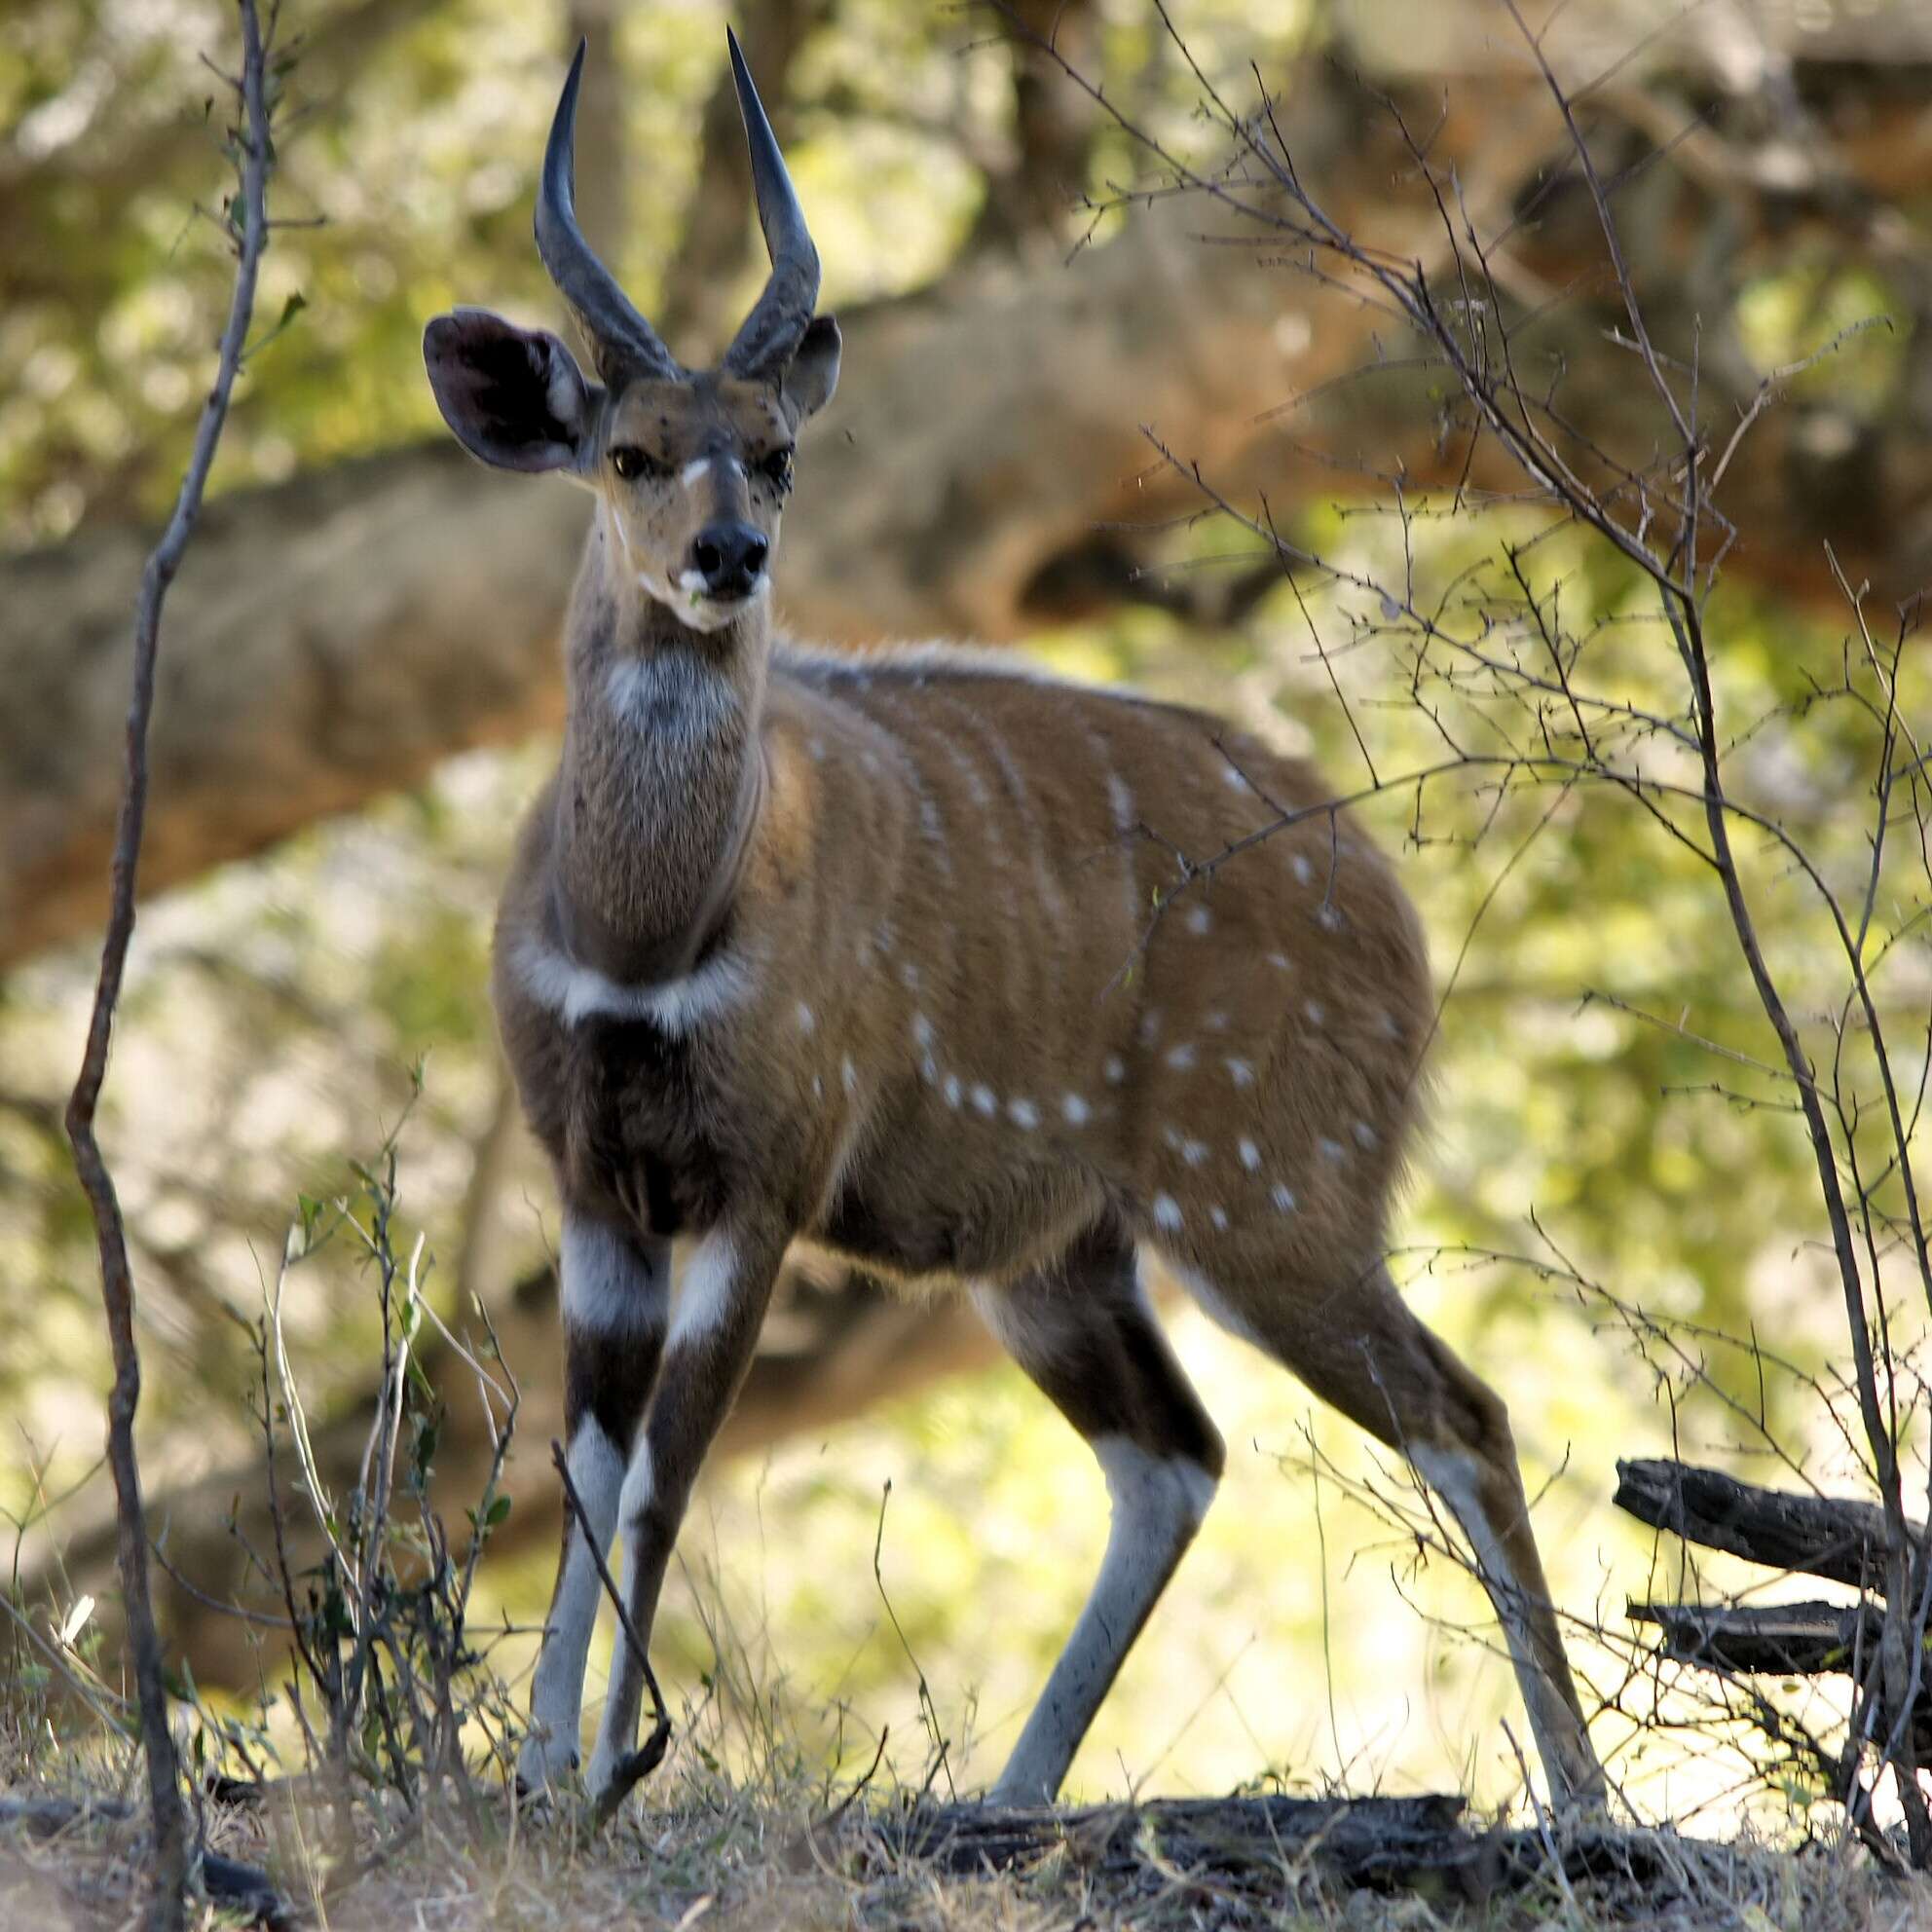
[3,0,1927,1821]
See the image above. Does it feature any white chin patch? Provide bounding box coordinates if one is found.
[636,572,767,633]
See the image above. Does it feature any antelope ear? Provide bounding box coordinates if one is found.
[423,308,598,472]
[781,315,840,425]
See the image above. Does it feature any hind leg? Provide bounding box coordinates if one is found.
[1177,1252,1603,1807]
[973,1222,1224,1804]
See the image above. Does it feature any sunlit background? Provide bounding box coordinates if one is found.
[4,0,1929,1829]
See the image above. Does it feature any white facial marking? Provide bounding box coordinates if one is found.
[1062,1094,1092,1126]
[1103,1055,1127,1085]
[1009,1097,1040,1130]
[1272,1182,1298,1212]
[796,1000,816,1034]
[1166,1043,1196,1070]
[679,455,712,490]
[972,1083,998,1118]
[1151,1192,1184,1232]
[1185,905,1212,935]
[1238,1137,1261,1172]
[1226,1058,1254,1088]
[560,1214,666,1337]
[516,935,752,1035]
[668,1232,738,1349]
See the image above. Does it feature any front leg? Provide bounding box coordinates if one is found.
[585,1216,787,1803]
[519,1210,670,1793]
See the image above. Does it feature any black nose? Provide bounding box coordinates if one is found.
[688,521,768,597]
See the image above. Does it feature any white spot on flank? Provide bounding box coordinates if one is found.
[1223,763,1246,790]
[669,1231,739,1348]
[812,1073,824,1099]
[796,1000,816,1034]
[874,921,896,955]
[1104,1055,1127,1085]
[1317,905,1345,933]
[1009,1097,1040,1130]
[972,1083,997,1118]
[1304,1000,1326,1027]
[901,961,921,990]
[1291,853,1314,885]
[1378,1010,1402,1039]
[1180,1137,1208,1168]
[1107,773,1135,832]
[1267,951,1291,972]
[1209,1205,1229,1232]
[1138,1009,1164,1047]
[1062,1093,1091,1126]
[841,1056,859,1096]
[1319,1136,1346,1163]
[910,1012,935,1048]
[1185,905,1212,935]
[1151,1193,1184,1232]
[1205,1010,1228,1032]
[944,1073,962,1109]
[920,796,945,842]
[1355,1120,1379,1149]
[1166,1043,1196,1070]
[1272,1183,1298,1212]
[1226,1058,1254,1088]
[920,1054,940,1084]
[1239,1137,1261,1172]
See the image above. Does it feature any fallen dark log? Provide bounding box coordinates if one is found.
[1615,1458,1917,1592]
[1629,1598,1876,1676]
[893,1795,1753,1908]
[0,1795,298,1930]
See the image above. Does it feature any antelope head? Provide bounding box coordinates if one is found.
[424,32,840,633]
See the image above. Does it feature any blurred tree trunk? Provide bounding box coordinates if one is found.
[11,50,1932,969]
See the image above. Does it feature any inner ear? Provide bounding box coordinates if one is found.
[781,315,841,425]
[424,309,600,474]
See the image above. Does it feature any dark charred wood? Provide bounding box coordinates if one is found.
[890,1795,1764,1909]
[1628,1597,1877,1675]
[1614,1458,1918,1592]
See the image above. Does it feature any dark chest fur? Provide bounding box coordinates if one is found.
[521,1012,733,1241]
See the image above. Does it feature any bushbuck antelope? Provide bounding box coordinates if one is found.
[422,33,1604,1810]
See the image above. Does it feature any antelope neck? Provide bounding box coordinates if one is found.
[548,558,769,991]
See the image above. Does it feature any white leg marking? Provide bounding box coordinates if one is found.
[668,1231,740,1350]
[1410,1441,1579,1798]
[993,1434,1216,1803]
[520,1421,624,1789]
[585,1436,658,1799]
[560,1214,666,1337]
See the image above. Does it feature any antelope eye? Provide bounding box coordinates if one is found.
[761,446,795,491]
[610,445,663,482]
